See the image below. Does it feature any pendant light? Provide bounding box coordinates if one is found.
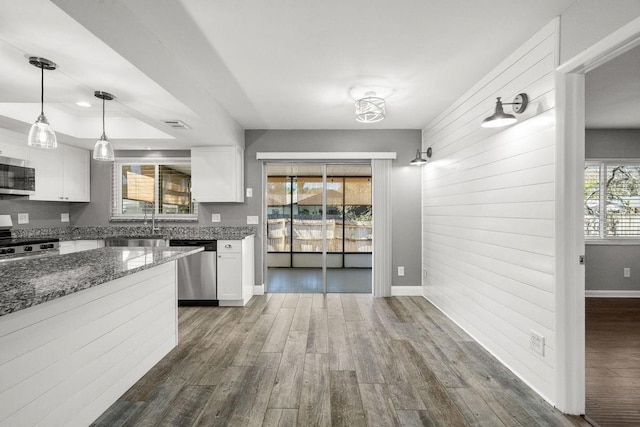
[27,57,58,149]
[93,91,115,162]
[481,93,528,128]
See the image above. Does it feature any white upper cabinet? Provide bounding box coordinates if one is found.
[191,146,244,203]
[0,139,29,161]
[29,144,90,202]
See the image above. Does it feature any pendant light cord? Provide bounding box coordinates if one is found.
[40,66,44,115]
[102,97,105,134]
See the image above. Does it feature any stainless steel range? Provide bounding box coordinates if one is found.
[0,215,59,263]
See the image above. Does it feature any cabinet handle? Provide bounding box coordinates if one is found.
[65,197,69,200]
[59,196,64,200]
[225,244,232,248]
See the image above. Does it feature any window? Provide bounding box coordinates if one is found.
[111,158,197,221]
[585,161,640,238]
[266,175,372,253]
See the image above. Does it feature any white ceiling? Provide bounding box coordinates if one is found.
[586,43,640,129]
[0,0,578,150]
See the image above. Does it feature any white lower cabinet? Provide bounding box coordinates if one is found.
[217,235,254,306]
[59,240,104,255]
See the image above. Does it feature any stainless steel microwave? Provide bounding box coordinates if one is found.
[0,156,35,195]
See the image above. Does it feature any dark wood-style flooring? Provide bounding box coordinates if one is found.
[586,298,640,426]
[93,294,589,426]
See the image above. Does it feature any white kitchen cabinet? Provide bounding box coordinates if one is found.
[29,144,90,202]
[0,138,29,160]
[59,239,104,254]
[217,235,254,306]
[191,146,244,202]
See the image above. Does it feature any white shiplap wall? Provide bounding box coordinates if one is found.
[421,19,559,403]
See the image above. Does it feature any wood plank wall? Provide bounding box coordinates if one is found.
[421,19,559,403]
[0,262,178,426]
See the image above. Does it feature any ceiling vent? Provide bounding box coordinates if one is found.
[163,119,190,129]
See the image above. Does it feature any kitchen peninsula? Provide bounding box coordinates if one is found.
[0,245,202,426]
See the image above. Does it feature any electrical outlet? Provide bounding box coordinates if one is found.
[61,213,69,223]
[246,188,253,198]
[624,267,631,278]
[247,215,259,224]
[211,214,221,223]
[18,213,29,224]
[530,330,545,356]
[398,266,405,276]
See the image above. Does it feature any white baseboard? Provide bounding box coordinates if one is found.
[391,286,424,296]
[253,284,265,295]
[586,290,640,298]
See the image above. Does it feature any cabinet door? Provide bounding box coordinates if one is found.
[29,147,64,201]
[191,146,244,202]
[0,139,29,161]
[63,145,90,202]
[59,241,76,255]
[217,253,243,300]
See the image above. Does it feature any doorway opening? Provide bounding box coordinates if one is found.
[265,163,372,293]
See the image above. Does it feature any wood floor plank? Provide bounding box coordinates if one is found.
[268,330,308,409]
[328,316,355,371]
[329,371,366,427]
[195,366,256,426]
[262,408,298,427]
[448,388,507,427]
[282,293,300,309]
[262,308,295,353]
[346,321,385,384]
[359,383,401,427]
[306,308,329,353]
[388,382,427,410]
[157,385,214,427]
[298,353,331,427]
[327,293,344,318]
[341,294,363,322]
[313,293,328,309]
[396,410,438,427]
[233,313,277,366]
[122,384,183,427]
[290,296,313,332]
[247,353,282,427]
[263,293,287,314]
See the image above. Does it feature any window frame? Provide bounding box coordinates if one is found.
[585,159,640,242]
[111,157,198,222]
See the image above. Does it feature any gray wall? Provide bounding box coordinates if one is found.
[585,129,640,291]
[560,0,640,64]
[0,198,72,230]
[71,130,423,287]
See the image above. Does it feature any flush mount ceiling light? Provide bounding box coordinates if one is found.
[27,57,58,149]
[355,91,385,123]
[410,147,433,166]
[75,101,92,108]
[93,91,116,162]
[481,93,528,128]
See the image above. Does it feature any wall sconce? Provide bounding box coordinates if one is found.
[481,93,528,128]
[410,147,432,166]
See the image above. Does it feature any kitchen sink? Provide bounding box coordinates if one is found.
[104,237,168,247]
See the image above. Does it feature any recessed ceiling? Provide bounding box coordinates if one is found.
[586,43,640,129]
[1,0,577,150]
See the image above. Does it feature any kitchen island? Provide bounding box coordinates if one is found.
[0,246,202,427]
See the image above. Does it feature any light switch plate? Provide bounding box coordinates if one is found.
[211,213,221,223]
[247,215,259,224]
[61,213,70,223]
[246,188,253,197]
[398,266,405,276]
[18,213,29,224]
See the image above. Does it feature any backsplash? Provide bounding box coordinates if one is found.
[12,225,257,240]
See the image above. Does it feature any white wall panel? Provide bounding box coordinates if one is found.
[421,19,559,403]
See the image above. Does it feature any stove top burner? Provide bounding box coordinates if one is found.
[0,237,60,248]
[0,237,60,259]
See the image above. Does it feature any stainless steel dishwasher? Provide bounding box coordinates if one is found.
[169,240,217,306]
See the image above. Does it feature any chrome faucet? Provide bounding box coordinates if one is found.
[150,201,160,233]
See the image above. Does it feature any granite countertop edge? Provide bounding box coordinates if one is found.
[0,246,203,318]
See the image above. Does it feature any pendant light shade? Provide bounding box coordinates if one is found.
[355,91,385,123]
[27,57,57,149]
[481,94,528,128]
[93,91,115,162]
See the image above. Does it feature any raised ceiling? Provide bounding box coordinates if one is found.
[0,0,577,150]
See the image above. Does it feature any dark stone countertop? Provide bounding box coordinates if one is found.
[0,246,203,318]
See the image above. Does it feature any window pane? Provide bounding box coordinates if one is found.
[159,165,194,214]
[344,177,372,252]
[122,165,155,214]
[605,165,640,236]
[267,176,291,252]
[294,177,323,252]
[584,165,600,237]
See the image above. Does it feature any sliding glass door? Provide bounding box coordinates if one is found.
[265,163,372,293]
